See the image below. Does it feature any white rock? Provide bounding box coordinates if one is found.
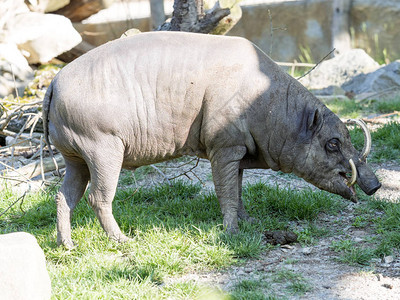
[0,0,29,36]
[5,12,82,63]
[302,247,313,255]
[0,43,34,97]
[0,232,51,300]
[383,255,394,264]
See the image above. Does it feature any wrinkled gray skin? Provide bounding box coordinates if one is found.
[43,32,381,248]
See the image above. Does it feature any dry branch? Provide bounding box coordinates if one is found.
[1,153,65,186]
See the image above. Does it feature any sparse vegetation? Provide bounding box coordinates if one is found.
[272,268,312,295]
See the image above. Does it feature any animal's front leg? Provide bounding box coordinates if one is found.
[210,146,246,233]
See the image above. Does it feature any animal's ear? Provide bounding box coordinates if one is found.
[307,108,323,132]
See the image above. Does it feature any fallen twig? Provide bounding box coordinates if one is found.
[168,158,203,184]
[0,191,26,218]
[0,153,65,189]
[297,48,336,80]
[150,165,171,185]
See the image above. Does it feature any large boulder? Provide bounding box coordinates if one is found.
[299,49,379,90]
[342,60,400,98]
[5,12,82,64]
[0,232,51,300]
[0,43,34,98]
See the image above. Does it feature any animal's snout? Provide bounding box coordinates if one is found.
[356,171,381,196]
[364,182,381,196]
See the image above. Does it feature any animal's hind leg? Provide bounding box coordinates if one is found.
[237,169,250,221]
[56,158,90,248]
[86,141,129,243]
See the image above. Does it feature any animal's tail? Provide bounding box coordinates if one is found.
[42,81,60,176]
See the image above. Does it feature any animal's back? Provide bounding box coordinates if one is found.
[47,32,263,164]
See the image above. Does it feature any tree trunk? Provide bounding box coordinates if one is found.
[150,0,166,30]
[157,0,230,33]
[332,0,352,56]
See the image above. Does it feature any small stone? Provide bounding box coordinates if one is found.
[383,256,394,264]
[371,258,381,264]
[281,244,294,249]
[323,285,331,289]
[382,283,393,289]
[353,237,363,243]
[302,247,313,255]
[256,265,264,272]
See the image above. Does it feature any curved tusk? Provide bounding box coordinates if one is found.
[347,158,357,186]
[346,119,371,161]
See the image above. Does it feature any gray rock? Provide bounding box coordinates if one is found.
[0,232,51,300]
[302,247,313,255]
[299,49,379,90]
[342,60,400,96]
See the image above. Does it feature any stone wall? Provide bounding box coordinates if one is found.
[227,0,333,62]
[229,0,400,63]
[74,0,400,63]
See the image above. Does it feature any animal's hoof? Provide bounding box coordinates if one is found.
[225,225,240,234]
[239,215,259,224]
[109,233,131,244]
[58,239,76,250]
[118,236,132,244]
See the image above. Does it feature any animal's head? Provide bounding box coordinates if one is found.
[291,106,381,202]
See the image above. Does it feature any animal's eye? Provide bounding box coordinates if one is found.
[326,138,340,152]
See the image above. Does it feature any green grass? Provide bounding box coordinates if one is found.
[1,175,398,298]
[349,122,400,162]
[327,98,364,119]
[326,97,400,119]
[329,198,400,266]
[330,240,374,266]
[296,221,331,245]
[230,279,278,300]
[0,180,348,299]
[323,97,400,163]
[244,182,344,224]
[272,268,311,295]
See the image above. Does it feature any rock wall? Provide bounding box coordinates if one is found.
[228,0,400,62]
[351,0,400,63]
[228,0,333,62]
[74,0,400,63]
